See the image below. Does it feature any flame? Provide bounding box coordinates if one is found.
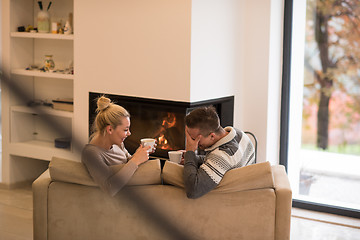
[158,134,170,149]
[156,113,177,150]
[162,113,176,128]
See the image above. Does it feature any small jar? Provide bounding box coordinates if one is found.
[44,55,55,71]
[37,10,50,33]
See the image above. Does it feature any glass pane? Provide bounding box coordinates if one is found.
[288,0,360,211]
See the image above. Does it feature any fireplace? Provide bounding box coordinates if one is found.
[89,92,234,159]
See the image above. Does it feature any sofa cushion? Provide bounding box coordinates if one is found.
[49,157,162,187]
[162,161,274,193]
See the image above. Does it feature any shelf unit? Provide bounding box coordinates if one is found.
[2,0,75,186]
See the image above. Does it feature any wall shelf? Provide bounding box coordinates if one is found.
[10,32,74,40]
[11,69,74,79]
[8,141,73,161]
[11,105,73,118]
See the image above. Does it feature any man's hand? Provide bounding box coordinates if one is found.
[185,127,201,152]
[178,150,186,165]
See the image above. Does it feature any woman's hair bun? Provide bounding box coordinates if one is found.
[97,96,111,111]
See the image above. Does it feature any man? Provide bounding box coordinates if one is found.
[183,106,255,199]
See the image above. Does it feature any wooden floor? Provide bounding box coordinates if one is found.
[0,185,33,240]
[0,185,359,240]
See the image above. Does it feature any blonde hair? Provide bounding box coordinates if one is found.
[91,96,130,137]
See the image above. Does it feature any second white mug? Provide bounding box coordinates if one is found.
[168,151,182,164]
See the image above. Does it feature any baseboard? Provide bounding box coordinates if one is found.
[0,180,33,189]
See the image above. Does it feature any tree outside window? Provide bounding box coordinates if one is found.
[302,0,360,155]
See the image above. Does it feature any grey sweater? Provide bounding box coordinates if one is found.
[81,143,138,197]
[183,127,255,199]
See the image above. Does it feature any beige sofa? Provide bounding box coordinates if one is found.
[33,157,292,240]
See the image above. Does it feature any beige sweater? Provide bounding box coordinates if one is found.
[81,143,138,196]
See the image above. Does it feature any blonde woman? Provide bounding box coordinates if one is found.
[81,96,155,196]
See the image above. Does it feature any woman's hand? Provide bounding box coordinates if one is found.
[131,145,151,166]
[149,142,157,154]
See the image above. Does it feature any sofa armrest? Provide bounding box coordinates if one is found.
[32,169,51,240]
[272,165,292,240]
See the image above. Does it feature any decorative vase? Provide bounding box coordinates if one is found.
[64,20,72,35]
[37,10,50,33]
[44,55,55,71]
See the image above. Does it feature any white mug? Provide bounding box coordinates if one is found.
[168,151,182,164]
[140,138,156,152]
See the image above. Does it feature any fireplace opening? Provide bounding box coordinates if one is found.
[89,92,234,159]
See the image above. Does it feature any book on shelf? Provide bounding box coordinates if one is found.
[52,98,73,112]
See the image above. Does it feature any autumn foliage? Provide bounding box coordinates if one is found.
[302,0,360,154]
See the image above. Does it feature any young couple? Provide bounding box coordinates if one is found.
[82,96,255,198]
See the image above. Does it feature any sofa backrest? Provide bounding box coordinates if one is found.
[162,160,275,193]
[49,157,162,186]
[49,156,275,193]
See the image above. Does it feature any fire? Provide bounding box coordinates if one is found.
[158,134,168,148]
[161,113,176,129]
[156,113,177,150]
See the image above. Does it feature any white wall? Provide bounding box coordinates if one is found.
[75,0,192,101]
[190,0,284,164]
[266,0,284,165]
[74,0,192,148]
[235,0,284,164]
[190,0,242,102]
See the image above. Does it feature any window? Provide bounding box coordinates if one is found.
[281,0,360,218]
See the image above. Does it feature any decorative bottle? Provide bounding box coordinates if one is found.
[44,55,55,71]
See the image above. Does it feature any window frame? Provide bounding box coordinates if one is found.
[280,0,360,219]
